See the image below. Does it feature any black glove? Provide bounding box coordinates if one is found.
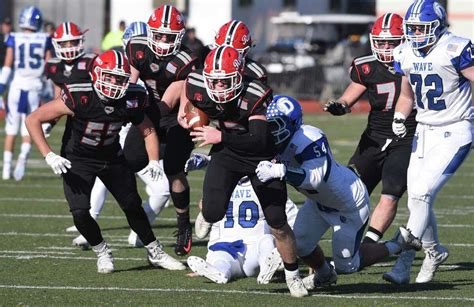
[324,100,351,116]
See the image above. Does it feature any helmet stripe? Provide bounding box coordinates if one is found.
[162,5,171,28]
[225,20,239,45]
[382,13,392,29]
[413,0,423,15]
[65,22,70,35]
[114,50,123,69]
[214,46,224,70]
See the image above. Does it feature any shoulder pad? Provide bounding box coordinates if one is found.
[186,71,205,88]
[174,50,195,66]
[130,36,148,46]
[127,83,147,93]
[47,58,62,64]
[291,126,325,152]
[245,80,269,97]
[245,59,266,78]
[66,83,93,92]
[82,53,97,59]
[353,54,376,66]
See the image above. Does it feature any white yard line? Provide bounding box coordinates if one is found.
[0,284,472,302]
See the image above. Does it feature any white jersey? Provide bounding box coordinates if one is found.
[277,125,369,212]
[208,179,298,246]
[6,32,51,91]
[394,32,473,125]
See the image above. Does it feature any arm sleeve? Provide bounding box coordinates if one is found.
[61,87,76,111]
[286,158,326,191]
[349,61,363,84]
[5,34,14,48]
[457,41,473,72]
[221,119,272,154]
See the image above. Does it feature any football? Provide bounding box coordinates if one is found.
[185,104,209,130]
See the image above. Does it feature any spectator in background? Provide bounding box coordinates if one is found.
[0,17,13,109]
[182,28,205,64]
[43,21,56,37]
[101,20,126,51]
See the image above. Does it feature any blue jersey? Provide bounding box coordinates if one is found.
[6,32,52,91]
[394,32,473,125]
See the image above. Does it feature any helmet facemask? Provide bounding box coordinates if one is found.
[53,37,85,61]
[147,26,184,57]
[404,20,440,50]
[268,117,292,145]
[370,35,403,63]
[93,67,130,100]
[204,71,243,104]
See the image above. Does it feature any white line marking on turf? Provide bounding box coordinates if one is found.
[0,285,473,302]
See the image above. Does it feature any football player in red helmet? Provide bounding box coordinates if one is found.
[25,49,186,273]
[147,4,186,57]
[125,4,199,256]
[202,46,244,103]
[181,46,308,297]
[52,22,86,61]
[324,13,416,245]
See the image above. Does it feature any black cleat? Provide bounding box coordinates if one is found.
[174,225,192,256]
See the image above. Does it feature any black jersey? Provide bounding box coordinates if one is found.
[350,54,416,139]
[60,83,148,161]
[186,69,272,159]
[126,36,198,128]
[45,53,96,86]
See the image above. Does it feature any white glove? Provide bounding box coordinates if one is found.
[45,152,72,175]
[256,161,286,183]
[142,160,163,181]
[184,153,210,173]
[392,112,407,138]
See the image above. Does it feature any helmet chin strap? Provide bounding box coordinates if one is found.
[93,86,112,103]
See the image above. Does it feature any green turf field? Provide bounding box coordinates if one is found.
[0,113,473,305]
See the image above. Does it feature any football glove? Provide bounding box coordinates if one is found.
[256,161,286,183]
[184,153,210,173]
[392,112,407,138]
[45,152,72,175]
[142,160,163,181]
[324,100,351,116]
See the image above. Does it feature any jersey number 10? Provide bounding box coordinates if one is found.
[224,201,259,228]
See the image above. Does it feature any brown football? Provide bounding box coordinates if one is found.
[185,104,209,130]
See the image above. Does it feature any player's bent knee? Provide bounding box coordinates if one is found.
[263,206,287,229]
[333,252,360,274]
[70,208,93,224]
[202,203,226,224]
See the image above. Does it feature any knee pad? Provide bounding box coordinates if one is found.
[333,250,360,274]
[262,205,287,229]
[170,187,190,210]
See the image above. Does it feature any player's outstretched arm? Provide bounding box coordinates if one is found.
[325,81,366,116]
[25,97,73,157]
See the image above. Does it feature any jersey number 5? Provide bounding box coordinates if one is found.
[410,73,446,110]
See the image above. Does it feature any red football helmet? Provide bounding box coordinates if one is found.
[52,22,85,61]
[147,5,185,57]
[214,20,253,57]
[203,46,244,104]
[91,50,130,100]
[370,13,404,63]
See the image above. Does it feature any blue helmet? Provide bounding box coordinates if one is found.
[404,0,447,50]
[122,21,148,52]
[19,6,43,32]
[266,95,303,147]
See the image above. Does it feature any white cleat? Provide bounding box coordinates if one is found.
[13,159,26,181]
[128,230,144,248]
[92,241,114,274]
[66,225,78,232]
[2,163,11,180]
[146,241,186,270]
[416,245,449,283]
[286,275,308,298]
[398,226,422,251]
[383,249,416,285]
[187,256,229,284]
[72,234,90,250]
[302,266,338,290]
[195,211,211,239]
[257,248,282,284]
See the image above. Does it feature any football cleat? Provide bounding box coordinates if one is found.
[286,275,308,298]
[187,256,229,284]
[302,265,338,290]
[257,248,282,284]
[174,224,193,256]
[383,249,416,285]
[147,241,186,270]
[13,158,26,181]
[128,230,144,248]
[195,211,211,239]
[72,234,90,250]
[398,226,422,251]
[92,241,114,274]
[66,225,78,232]
[416,245,449,283]
[2,163,11,180]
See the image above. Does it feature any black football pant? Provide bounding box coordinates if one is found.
[202,151,288,229]
[62,156,156,246]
